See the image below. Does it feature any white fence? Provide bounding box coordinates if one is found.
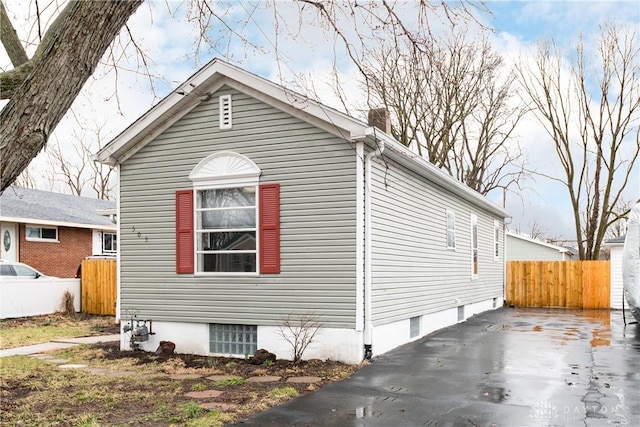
[0,278,81,319]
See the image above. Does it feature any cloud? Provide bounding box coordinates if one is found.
[1,0,638,242]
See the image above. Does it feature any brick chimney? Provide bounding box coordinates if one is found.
[367,108,391,134]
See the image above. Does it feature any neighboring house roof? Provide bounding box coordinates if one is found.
[604,235,626,245]
[0,186,116,231]
[506,231,569,253]
[96,58,511,220]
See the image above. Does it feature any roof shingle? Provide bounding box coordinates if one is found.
[0,187,115,229]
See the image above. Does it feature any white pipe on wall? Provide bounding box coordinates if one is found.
[363,135,385,357]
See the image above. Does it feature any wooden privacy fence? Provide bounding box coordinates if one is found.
[506,261,610,309]
[81,259,117,315]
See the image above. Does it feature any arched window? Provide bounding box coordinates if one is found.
[175,152,280,275]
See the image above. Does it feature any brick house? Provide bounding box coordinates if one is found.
[0,187,116,278]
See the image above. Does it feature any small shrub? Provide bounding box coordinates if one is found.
[59,290,76,316]
[263,359,273,367]
[225,361,237,368]
[191,383,206,391]
[277,313,322,364]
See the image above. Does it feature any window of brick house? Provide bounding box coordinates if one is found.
[26,225,58,242]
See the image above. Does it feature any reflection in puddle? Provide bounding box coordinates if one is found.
[530,311,614,347]
[478,385,510,403]
[591,328,611,347]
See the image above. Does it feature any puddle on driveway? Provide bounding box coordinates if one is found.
[478,385,510,403]
[523,310,614,347]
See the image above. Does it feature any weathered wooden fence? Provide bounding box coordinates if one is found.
[506,261,610,309]
[81,259,117,315]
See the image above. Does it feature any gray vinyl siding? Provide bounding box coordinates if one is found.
[369,157,504,325]
[119,87,357,328]
[506,235,565,261]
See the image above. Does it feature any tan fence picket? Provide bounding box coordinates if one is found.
[506,261,610,309]
[80,259,117,315]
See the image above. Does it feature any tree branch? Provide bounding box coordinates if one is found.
[0,0,143,193]
[0,0,29,66]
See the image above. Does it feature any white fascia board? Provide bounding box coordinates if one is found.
[97,58,366,165]
[0,216,117,232]
[96,60,229,164]
[506,231,568,252]
[358,128,512,219]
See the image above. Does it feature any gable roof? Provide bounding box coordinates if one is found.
[0,187,116,230]
[506,231,569,254]
[604,234,626,245]
[96,58,510,219]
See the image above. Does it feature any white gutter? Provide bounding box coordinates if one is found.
[0,216,117,232]
[362,129,385,359]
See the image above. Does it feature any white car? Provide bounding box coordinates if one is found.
[0,259,52,279]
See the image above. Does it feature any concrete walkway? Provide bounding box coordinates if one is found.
[231,308,640,427]
[0,334,120,357]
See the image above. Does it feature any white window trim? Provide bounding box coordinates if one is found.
[103,232,117,254]
[470,214,478,280]
[446,209,456,250]
[193,184,259,276]
[25,225,59,242]
[189,151,262,276]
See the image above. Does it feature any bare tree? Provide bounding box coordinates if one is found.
[360,28,527,195]
[527,219,549,241]
[13,164,38,189]
[605,198,634,240]
[0,0,488,194]
[0,0,143,193]
[516,23,640,260]
[45,122,116,199]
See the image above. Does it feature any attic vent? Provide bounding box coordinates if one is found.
[219,95,232,130]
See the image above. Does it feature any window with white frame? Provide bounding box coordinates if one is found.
[493,220,500,261]
[25,225,58,242]
[196,186,257,273]
[103,232,117,253]
[446,209,456,249]
[471,214,478,277]
[181,151,280,276]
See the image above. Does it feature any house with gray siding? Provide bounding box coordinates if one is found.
[96,59,510,364]
[506,231,570,261]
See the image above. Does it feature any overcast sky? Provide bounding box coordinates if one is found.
[1,0,639,242]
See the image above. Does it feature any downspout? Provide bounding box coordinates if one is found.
[364,137,385,360]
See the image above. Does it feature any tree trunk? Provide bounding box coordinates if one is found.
[0,0,143,193]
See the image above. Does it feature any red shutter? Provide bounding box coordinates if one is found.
[176,190,194,274]
[260,183,280,274]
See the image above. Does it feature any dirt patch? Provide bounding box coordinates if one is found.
[1,313,120,336]
[1,340,360,426]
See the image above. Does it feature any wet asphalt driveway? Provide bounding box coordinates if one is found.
[232,307,640,426]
